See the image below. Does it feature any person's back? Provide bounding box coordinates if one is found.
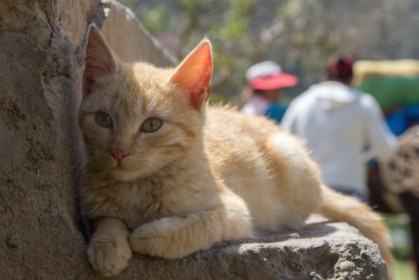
[281,56,397,200]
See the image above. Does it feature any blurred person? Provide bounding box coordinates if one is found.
[281,55,398,201]
[241,61,298,123]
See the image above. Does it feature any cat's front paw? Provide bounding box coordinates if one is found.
[129,223,166,258]
[129,216,221,259]
[87,236,132,277]
[129,218,189,259]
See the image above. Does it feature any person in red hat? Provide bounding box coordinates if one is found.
[241,61,298,123]
[281,55,397,201]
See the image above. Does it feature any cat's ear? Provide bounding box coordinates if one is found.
[83,24,117,95]
[170,38,212,110]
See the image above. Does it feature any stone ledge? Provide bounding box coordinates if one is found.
[114,222,387,280]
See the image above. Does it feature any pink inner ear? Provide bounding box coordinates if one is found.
[170,40,213,109]
[83,26,116,95]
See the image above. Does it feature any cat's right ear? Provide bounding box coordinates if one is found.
[83,24,116,95]
[170,39,213,110]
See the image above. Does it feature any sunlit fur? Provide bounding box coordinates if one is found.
[80,26,393,278]
[80,62,197,182]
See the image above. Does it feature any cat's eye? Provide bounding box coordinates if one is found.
[95,112,113,128]
[141,118,162,133]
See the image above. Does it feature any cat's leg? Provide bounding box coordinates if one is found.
[129,196,252,259]
[87,218,132,276]
[129,210,223,259]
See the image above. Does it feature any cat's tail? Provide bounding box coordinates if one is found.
[318,184,393,279]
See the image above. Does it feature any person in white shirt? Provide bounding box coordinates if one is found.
[281,55,397,201]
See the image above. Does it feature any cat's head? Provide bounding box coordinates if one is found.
[79,25,213,182]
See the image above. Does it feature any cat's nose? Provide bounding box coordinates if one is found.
[111,148,130,162]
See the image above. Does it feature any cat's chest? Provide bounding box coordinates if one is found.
[86,182,165,229]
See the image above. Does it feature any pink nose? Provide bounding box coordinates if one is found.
[111,148,129,162]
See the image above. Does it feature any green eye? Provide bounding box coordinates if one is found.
[141,118,162,133]
[95,112,113,128]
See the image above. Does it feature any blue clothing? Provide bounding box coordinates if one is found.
[385,105,419,136]
[265,103,287,123]
[241,96,287,123]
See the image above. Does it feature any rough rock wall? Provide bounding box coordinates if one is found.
[0,1,387,279]
[0,0,173,279]
[0,1,97,278]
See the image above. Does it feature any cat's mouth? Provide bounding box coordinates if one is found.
[115,165,125,171]
[111,158,130,171]
[111,164,140,181]
[114,161,129,171]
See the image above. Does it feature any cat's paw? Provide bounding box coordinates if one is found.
[87,237,132,277]
[129,216,222,259]
[129,218,189,259]
[128,222,167,258]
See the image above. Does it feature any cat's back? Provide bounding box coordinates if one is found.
[204,105,284,185]
[204,105,322,232]
[204,105,279,148]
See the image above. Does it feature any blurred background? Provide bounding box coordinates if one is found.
[120,1,418,279]
[121,0,419,105]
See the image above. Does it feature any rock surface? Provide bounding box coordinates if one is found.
[118,222,387,280]
[0,0,387,279]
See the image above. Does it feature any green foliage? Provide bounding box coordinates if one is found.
[384,214,413,259]
[119,0,139,6]
[119,0,419,106]
[231,0,252,13]
[208,93,228,105]
[141,5,170,34]
[394,258,415,280]
[176,0,212,12]
[382,214,416,280]
[217,18,249,41]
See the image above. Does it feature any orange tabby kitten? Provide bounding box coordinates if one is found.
[79,25,393,278]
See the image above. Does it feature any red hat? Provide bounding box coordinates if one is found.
[327,56,353,78]
[246,61,298,91]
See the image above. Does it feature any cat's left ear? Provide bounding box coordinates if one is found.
[83,24,117,95]
[170,38,212,110]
